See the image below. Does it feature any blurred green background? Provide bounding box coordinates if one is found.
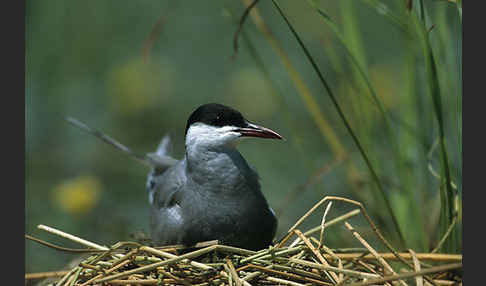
[25,0,462,274]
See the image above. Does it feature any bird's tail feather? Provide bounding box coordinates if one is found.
[66,117,177,172]
[155,134,172,157]
[146,135,178,173]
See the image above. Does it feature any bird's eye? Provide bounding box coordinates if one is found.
[214,115,222,125]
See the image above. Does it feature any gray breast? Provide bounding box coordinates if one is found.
[148,149,277,250]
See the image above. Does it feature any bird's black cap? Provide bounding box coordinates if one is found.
[185,103,247,135]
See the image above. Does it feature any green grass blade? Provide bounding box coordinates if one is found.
[226,8,314,182]
[358,0,407,31]
[311,2,429,249]
[238,0,347,159]
[456,0,462,20]
[271,0,406,247]
[410,11,458,252]
[312,7,385,116]
[310,5,403,158]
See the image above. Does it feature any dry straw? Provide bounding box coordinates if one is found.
[26,196,462,285]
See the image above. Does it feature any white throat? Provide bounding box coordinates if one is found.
[184,123,253,187]
[185,123,241,152]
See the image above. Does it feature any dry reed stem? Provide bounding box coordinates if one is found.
[288,196,415,273]
[248,263,332,286]
[79,259,131,286]
[62,270,76,286]
[344,221,407,286]
[289,208,361,247]
[25,234,99,253]
[53,267,78,286]
[25,270,70,280]
[266,276,307,286]
[276,231,295,248]
[157,268,192,286]
[240,245,302,264]
[320,244,344,282]
[223,263,233,286]
[288,257,380,279]
[68,267,82,286]
[323,253,461,262]
[226,259,243,286]
[294,229,340,283]
[106,278,159,285]
[140,246,213,270]
[38,224,108,251]
[343,263,462,286]
[95,244,252,283]
[270,264,332,283]
[109,248,139,269]
[408,249,423,286]
[241,268,264,282]
[319,201,333,249]
[26,196,461,286]
[356,260,380,276]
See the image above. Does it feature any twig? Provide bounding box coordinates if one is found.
[293,229,339,284]
[79,260,131,286]
[54,267,79,286]
[266,276,306,286]
[288,258,380,279]
[286,196,411,270]
[223,264,233,286]
[67,267,82,286]
[106,279,160,285]
[319,201,333,248]
[140,246,213,270]
[322,252,461,262]
[28,199,461,286]
[226,259,243,286]
[156,268,192,286]
[94,245,245,283]
[344,221,407,286]
[408,249,423,286]
[25,270,70,280]
[38,224,108,251]
[343,263,462,286]
[288,208,361,248]
[25,234,100,253]
[248,263,333,285]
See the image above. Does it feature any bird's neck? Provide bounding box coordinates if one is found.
[185,144,256,191]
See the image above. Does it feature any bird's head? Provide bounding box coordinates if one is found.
[184,103,283,150]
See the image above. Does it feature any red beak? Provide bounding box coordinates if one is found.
[236,123,284,140]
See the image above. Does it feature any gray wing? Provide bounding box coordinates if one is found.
[148,161,188,245]
[146,135,179,204]
[149,165,185,208]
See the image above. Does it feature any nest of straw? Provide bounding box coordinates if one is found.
[26,196,462,286]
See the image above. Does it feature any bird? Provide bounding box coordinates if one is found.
[66,103,283,251]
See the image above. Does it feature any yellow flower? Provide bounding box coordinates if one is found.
[51,175,102,215]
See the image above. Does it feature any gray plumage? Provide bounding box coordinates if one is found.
[147,136,277,250]
[67,103,281,251]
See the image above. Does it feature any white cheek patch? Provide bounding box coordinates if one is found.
[186,123,240,147]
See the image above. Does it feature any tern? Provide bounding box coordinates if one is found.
[67,103,283,250]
